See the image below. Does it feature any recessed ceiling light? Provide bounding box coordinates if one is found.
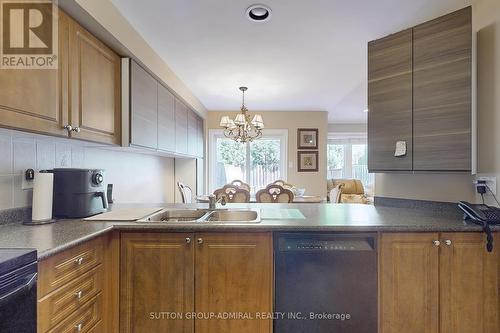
[246,4,272,22]
[363,109,369,113]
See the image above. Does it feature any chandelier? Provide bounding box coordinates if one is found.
[219,87,264,143]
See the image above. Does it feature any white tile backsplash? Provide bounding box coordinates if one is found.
[13,137,35,174]
[13,174,32,208]
[55,143,72,168]
[0,176,13,209]
[36,140,56,170]
[71,146,85,167]
[0,134,12,174]
[0,129,176,209]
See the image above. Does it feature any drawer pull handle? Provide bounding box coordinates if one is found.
[75,323,83,332]
[433,240,440,247]
[186,237,192,244]
[74,290,83,299]
[197,238,203,245]
[444,239,452,246]
[75,257,84,265]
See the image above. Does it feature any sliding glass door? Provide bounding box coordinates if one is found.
[209,130,287,194]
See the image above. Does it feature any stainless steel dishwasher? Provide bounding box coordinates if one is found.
[274,233,377,333]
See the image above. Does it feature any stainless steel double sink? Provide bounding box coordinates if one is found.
[137,208,261,223]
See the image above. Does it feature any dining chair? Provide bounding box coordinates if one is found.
[328,185,343,203]
[177,182,193,204]
[256,184,294,203]
[273,179,294,190]
[229,179,251,192]
[214,185,250,203]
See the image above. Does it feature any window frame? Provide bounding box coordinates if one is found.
[208,129,288,193]
[327,132,374,193]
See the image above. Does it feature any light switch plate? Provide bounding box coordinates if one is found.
[476,176,497,195]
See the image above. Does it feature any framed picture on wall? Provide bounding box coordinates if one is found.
[297,128,318,149]
[298,151,319,172]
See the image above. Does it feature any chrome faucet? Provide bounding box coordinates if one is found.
[208,194,226,210]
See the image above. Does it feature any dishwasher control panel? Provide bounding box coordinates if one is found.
[278,235,376,252]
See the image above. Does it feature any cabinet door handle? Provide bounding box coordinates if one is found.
[185,237,192,244]
[63,124,81,134]
[74,290,83,299]
[75,323,83,332]
[433,240,440,247]
[74,257,84,265]
[197,238,204,245]
[63,124,73,133]
[444,240,452,246]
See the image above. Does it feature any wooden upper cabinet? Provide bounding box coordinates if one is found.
[120,233,195,333]
[175,99,188,154]
[380,233,440,333]
[439,233,499,333]
[157,83,176,152]
[130,60,158,149]
[0,9,69,137]
[69,19,121,145]
[195,233,273,333]
[413,7,472,171]
[0,9,121,145]
[368,29,413,171]
[187,109,198,156]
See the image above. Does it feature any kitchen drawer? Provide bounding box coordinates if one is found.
[38,265,104,332]
[47,293,102,333]
[39,236,104,297]
[86,321,103,333]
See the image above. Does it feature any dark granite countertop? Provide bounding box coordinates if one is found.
[0,203,497,259]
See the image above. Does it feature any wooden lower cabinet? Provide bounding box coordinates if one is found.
[380,233,439,333]
[37,232,119,333]
[195,233,273,333]
[380,232,499,333]
[120,233,194,333]
[119,232,273,333]
[439,233,499,333]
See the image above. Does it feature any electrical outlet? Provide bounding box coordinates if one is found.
[476,176,497,195]
[21,170,34,190]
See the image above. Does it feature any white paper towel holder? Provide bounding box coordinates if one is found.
[23,170,56,225]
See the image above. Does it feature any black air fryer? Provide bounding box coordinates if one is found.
[52,168,108,218]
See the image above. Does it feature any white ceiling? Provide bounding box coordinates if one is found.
[111,0,471,123]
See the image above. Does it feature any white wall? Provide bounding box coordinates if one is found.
[328,123,367,134]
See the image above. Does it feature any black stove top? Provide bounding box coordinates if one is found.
[0,248,37,276]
